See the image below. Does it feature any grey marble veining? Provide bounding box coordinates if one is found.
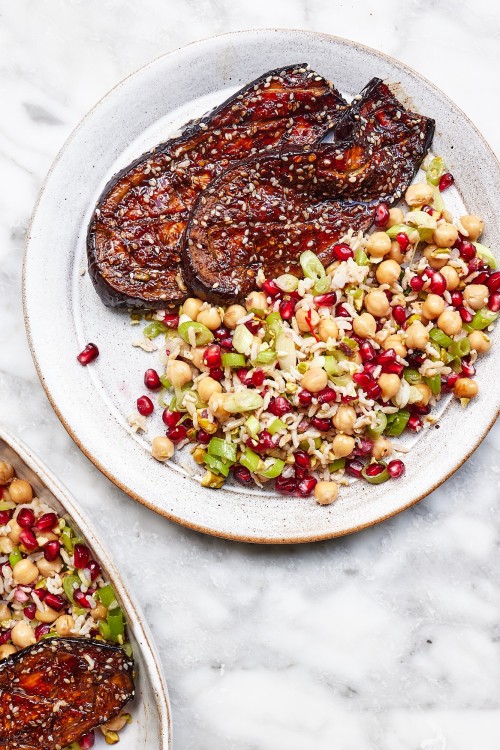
[1,1,500,748]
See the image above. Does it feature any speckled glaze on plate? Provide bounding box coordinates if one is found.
[0,426,172,747]
[24,30,500,543]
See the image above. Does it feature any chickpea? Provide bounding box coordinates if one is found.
[441,265,460,290]
[55,614,75,636]
[11,621,36,648]
[182,297,203,320]
[197,376,222,403]
[36,556,63,577]
[372,436,392,460]
[0,462,14,485]
[364,289,391,318]
[376,259,401,286]
[405,320,429,349]
[460,214,483,241]
[437,308,462,336]
[300,367,328,393]
[223,304,247,330]
[422,293,446,320]
[0,644,16,659]
[332,405,356,434]
[413,382,432,407]
[35,606,60,624]
[0,537,14,555]
[191,347,208,371]
[9,479,32,505]
[318,318,339,342]
[296,307,320,332]
[353,312,377,338]
[166,359,192,388]
[468,330,491,354]
[245,291,268,312]
[8,519,23,544]
[102,714,130,733]
[314,481,339,506]
[0,603,10,621]
[196,306,222,330]
[433,222,458,249]
[91,604,107,621]
[405,182,434,207]
[366,232,392,258]
[388,240,405,264]
[208,392,230,423]
[463,284,489,311]
[13,559,39,585]
[378,373,401,401]
[424,244,448,270]
[453,377,478,399]
[384,334,407,358]
[331,434,355,459]
[151,436,175,462]
[387,207,404,228]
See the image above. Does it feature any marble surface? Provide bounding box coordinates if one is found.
[1,2,500,748]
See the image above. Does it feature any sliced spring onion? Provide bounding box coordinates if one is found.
[276,331,297,372]
[403,368,422,385]
[204,454,231,477]
[178,315,214,346]
[224,389,263,413]
[232,324,254,354]
[63,575,80,605]
[240,449,264,474]
[275,273,299,292]
[265,312,283,340]
[361,462,390,484]
[386,223,417,241]
[0,500,15,511]
[346,285,364,300]
[341,336,358,352]
[245,415,260,438]
[432,185,445,212]
[324,355,341,376]
[143,321,168,339]
[300,250,326,284]
[329,457,346,472]
[355,247,369,266]
[429,328,453,348]
[449,357,463,374]
[107,607,125,642]
[405,210,437,231]
[300,437,322,451]
[99,620,112,640]
[367,412,388,438]
[253,348,276,365]
[331,374,351,387]
[9,548,22,567]
[424,373,441,396]
[159,374,172,389]
[268,418,287,435]
[474,242,497,269]
[313,276,331,294]
[96,583,118,609]
[426,156,446,186]
[261,458,285,479]
[470,308,499,330]
[385,409,410,437]
[208,437,237,463]
[221,352,246,368]
[448,338,471,358]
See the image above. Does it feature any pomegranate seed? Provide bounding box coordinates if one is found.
[233,465,253,484]
[314,292,337,307]
[269,396,292,417]
[429,272,446,295]
[17,508,35,529]
[488,292,500,312]
[0,629,11,645]
[275,476,297,494]
[311,417,331,432]
[245,319,261,334]
[474,271,489,285]
[359,342,376,362]
[396,232,410,251]
[0,511,10,526]
[44,540,61,561]
[251,369,265,387]
[438,172,454,191]
[80,732,96,750]
[88,560,101,581]
[295,466,309,480]
[407,414,423,432]
[14,587,30,603]
[363,363,377,378]
[44,592,66,611]
[35,623,51,640]
[35,512,58,532]
[318,387,336,404]
[77,343,99,366]
[196,429,211,445]
[450,291,463,307]
[162,409,181,428]
[262,279,281,297]
[144,368,161,390]
[412,403,431,416]
[392,305,407,326]
[214,326,230,340]
[237,369,251,385]
[203,344,222,368]
[468,257,484,274]
[137,396,154,416]
[345,459,364,478]
[460,241,476,262]
[298,389,313,406]
[73,543,91,569]
[219,337,233,350]
[377,348,397,365]
[459,306,473,323]
[364,462,386,478]
[19,529,38,551]
[353,372,373,389]
[442,372,459,391]
[297,476,317,496]
[294,451,311,469]
[421,204,434,215]
[410,275,424,292]
[166,424,188,442]
[336,303,351,317]
[387,459,406,478]
[407,352,424,368]
[421,267,432,281]
[382,361,404,376]
[487,272,500,292]
[73,590,91,609]
[163,312,179,328]
[365,382,382,399]
[333,243,354,261]
[279,299,295,320]
[209,367,224,381]
[461,359,476,377]
[454,233,464,250]
[247,431,275,453]
[374,203,390,227]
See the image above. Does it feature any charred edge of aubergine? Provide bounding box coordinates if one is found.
[87,62,345,310]
[0,636,135,674]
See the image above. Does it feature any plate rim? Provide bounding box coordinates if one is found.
[23,28,500,544]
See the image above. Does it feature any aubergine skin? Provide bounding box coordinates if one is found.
[183,78,435,304]
[88,63,348,309]
[0,637,134,750]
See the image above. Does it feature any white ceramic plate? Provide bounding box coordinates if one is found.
[24,30,500,543]
[0,425,172,748]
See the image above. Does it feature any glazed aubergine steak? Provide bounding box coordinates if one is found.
[0,638,134,750]
[183,78,435,303]
[88,64,348,309]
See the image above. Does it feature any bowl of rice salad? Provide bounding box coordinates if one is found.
[125,156,499,507]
